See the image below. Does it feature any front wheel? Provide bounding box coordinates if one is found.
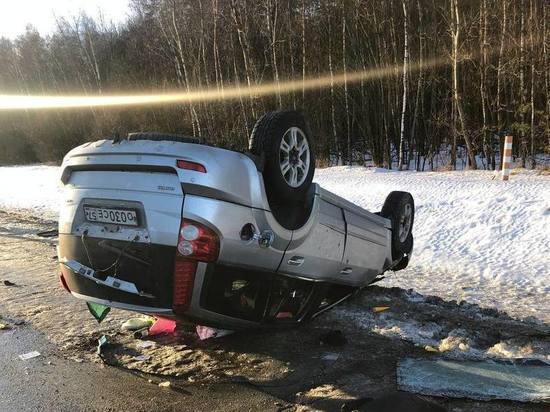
[380,191,415,260]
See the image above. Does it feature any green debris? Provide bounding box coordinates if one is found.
[86,302,111,323]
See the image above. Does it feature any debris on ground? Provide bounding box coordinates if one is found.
[133,328,149,339]
[36,229,58,238]
[196,325,233,340]
[0,323,10,330]
[86,302,111,323]
[2,280,16,286]
[133,355,151,362]
[158,381,171,388]
[148,318,176,336]
[121,317,154,331]
[18,351,41,360]
[397,358,550,402]
[372,306,390,313]
[136,340,156,349]
[319,330,347,347]
[321,352,340,361]
[96,335,108,355]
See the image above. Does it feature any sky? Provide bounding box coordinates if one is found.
[0,0,131,39]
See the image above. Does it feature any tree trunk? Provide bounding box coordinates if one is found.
[545,2,550,153]
[327,6,340,165]
[529,0,536,169]
[410,0,424,171]
[301,0,306,103]
[342,6,351,165]
[450,0,477,169]
[398,0,409,170]
[519,0,527,167]
[480,0,490,169]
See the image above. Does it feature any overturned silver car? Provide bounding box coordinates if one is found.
[58,111,414,329]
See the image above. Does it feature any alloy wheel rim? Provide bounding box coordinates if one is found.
[279,127,310,188]
[399,203,412,242]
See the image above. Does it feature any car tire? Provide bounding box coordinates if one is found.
[249,111,315,203]
[392,234,413,271]
[380,191,415,259]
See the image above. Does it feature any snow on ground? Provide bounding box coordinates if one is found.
[0,165,61,221]
[0,164,548,322]
[315,167,550,323]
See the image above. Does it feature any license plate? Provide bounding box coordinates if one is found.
[84,206,138,226]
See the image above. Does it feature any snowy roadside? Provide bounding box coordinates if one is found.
[315,167,550,323]
[0,165,61,222]
[0,164,548,322]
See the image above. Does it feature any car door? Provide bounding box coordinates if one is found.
[278,189,346,281]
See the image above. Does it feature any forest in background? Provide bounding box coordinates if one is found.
[0,0,548,169]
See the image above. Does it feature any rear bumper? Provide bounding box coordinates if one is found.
[58,234,176,310]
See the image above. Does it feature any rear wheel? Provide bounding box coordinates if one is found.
[380,191,415,260]
[249,111,315,203]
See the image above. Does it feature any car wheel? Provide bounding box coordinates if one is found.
[249,111,315,203]
[392,234,413,271]
[380,191,415,259]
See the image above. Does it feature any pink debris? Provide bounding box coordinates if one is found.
[196,325,234,340]
[148,317,176,336]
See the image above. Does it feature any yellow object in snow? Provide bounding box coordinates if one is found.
[372,306,390,313]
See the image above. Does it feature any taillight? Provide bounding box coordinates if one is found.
[177,220,219,262]
[173,219,219,313]
[176,159,206,173]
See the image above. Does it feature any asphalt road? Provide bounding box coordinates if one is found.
[0,324,281,412]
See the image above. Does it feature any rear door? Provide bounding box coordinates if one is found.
[278,194,346,281]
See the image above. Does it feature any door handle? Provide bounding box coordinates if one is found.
[288,256,305,266]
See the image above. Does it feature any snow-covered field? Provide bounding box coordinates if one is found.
[0,165,548,322]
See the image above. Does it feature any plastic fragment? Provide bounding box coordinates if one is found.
[134,355,151,362]
[158,381,171,388]
[196,325,234,340]
[424,345,439,353]
[373,306,390,313]
[0,323,10,330]
[121,317,154,331]
[148,318,176,336]
[19,351,41,360]
[86,302,111,323]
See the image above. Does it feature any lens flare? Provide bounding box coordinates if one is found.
[0,57,447,111]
